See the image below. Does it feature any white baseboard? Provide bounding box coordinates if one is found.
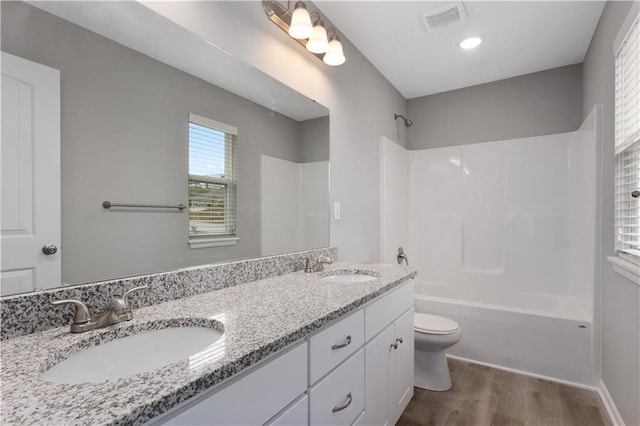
[597,380,625,426]
[446,355,623,426]
[446,354,599,391]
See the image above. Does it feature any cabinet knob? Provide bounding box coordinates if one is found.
[391,337,404,350]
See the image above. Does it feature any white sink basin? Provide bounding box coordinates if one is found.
[42,326,223,384]
[320,273,378,283]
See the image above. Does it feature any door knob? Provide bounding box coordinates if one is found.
[42,244,58,255]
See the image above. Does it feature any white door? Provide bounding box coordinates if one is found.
[380,136,410,264]
[1,52,61,295]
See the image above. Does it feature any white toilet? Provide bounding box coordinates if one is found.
[414,313,462,391]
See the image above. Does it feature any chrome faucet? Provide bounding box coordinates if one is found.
[304,256,333,273]
[51,285,148,333]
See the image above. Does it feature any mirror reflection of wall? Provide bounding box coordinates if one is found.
[260,116,330,256]
[0,1,329,290]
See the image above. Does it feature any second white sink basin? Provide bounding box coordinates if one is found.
[42,326,223,384]
[320,273,378,283]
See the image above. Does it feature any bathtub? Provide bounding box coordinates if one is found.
[414,280,597,386]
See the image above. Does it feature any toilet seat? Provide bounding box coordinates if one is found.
[414,313,460,335]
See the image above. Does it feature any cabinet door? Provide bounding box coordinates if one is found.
[389,308,414,425]
[363,324,394,426]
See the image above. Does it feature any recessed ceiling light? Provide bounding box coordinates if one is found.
[459,37,482,49]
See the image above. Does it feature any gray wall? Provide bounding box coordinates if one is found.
[407,64,583,149]
[299,116,330,163]
[582,1,639,424]
[1,2,326,285]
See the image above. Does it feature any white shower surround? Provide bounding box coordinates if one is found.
[410,125,596,322]
[382,106,601,385]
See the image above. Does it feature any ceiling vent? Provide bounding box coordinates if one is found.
[420,2,467,32]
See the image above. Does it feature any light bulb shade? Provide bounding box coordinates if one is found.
[306,22,329,54]
[323,36,345,66]
[289,2,313,39]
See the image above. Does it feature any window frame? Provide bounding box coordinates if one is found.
[609,3,640,284]
[187,113,239,249]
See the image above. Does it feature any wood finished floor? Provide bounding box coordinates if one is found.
[398,359,609,426]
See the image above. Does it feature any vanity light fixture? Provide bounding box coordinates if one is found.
[306,14,329,54]
[459,36,482,49]
[323,31,345,66]
[289,1,313,39]
[263,0,346,66]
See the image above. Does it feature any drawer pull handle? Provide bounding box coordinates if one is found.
[331,335,352,350]
[332,392,353,413]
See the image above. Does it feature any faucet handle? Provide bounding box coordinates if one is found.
[304,257,313,273]
[50,299,92,325]
[122,285,149,309]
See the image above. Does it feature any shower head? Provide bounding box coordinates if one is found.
[394,113,413,127]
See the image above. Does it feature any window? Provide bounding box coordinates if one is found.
[614,9,640,268]
[188,113,238,248]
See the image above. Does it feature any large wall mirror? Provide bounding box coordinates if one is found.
[0,1,330,293]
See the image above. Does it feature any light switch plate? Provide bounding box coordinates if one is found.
[333,202,341,220]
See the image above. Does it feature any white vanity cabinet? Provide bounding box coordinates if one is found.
[151,280,414,426]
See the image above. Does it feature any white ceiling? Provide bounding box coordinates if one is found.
[316,1,606,99]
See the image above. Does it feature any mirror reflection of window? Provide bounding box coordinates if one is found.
[188,113,238,246]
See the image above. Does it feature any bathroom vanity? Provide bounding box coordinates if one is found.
[0,258,416,425]
[153,277,415,426]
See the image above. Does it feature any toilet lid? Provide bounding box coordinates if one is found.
[414,313,460,335]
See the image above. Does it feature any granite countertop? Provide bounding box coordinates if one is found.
[0,262,416,425]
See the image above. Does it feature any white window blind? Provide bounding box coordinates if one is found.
[188,113,238,240]
[614,12,640,264]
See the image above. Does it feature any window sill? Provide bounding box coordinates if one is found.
[607,256,640,286]
[189,237,239,249]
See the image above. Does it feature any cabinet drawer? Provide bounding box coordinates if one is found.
[309,310,364,383]
[365,280,414,341]
[157,342,307,425]
[268,395,309,426]
[310,349,364,426]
